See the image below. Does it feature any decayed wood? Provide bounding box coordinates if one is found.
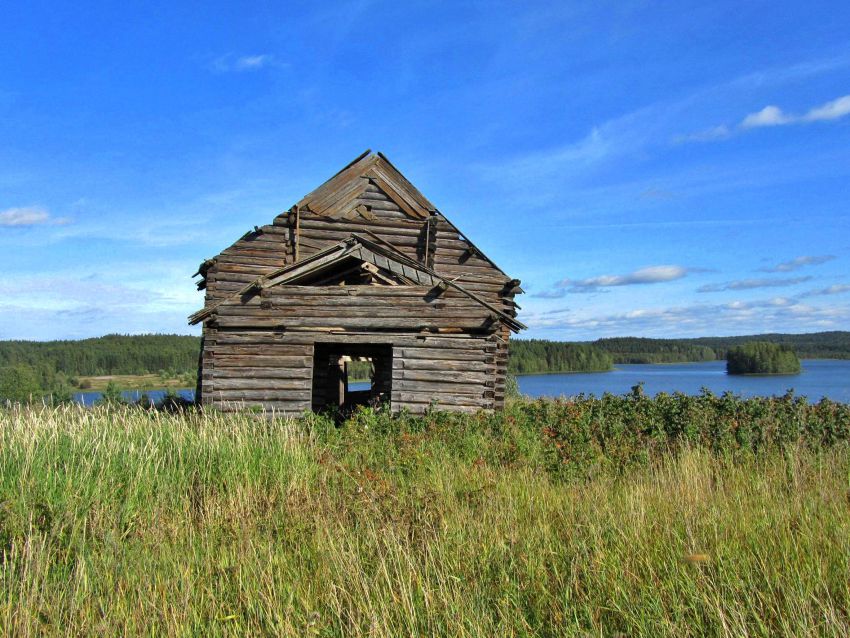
[195,151,521,415]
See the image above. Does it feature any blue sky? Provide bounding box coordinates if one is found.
[1,0,849,341]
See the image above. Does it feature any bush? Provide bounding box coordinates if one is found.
[95,381,126,406]
[0,364,42,403]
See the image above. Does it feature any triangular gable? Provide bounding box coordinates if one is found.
[295,150,435,220]
[188,234,526,332]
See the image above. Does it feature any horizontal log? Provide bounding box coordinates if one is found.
[210,344,312,356]
[400,359,490,372]
[209,367,313,379]
[213,329,493,348]
[209,389,312,401]
[207,378,312,391]
[392,369,487,383]
[214,263,283,276]
[214,305,491,320]
[396,348,490,361]
[214,355,311,368]
[214,316,495,330]
[270,218,422,236]
[215,253,288,268]
[390,379,488,395]
[392,392,489,407]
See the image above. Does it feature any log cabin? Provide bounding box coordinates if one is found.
[188,150,525,414]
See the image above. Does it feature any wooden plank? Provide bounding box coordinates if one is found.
[211,344,312,356]
[214,355,311,368]
[296,153,376,210]
[214,316,495,330]
[391,379,488,394]
[366,174,426,219]
[401,359,489,372]
[211,389,312,401]
[211,367,312,379]
[209,378,312,391]
[393,392,487,406]
[392,369,487,383]
[214,305,490,319]
[396,348,489,361]
[212,329,490,348]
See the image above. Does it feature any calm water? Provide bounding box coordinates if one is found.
[517,360,850,403]
[74,388,195,407]
[73,360,850,406]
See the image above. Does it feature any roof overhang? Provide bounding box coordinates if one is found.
[189,233,526,332]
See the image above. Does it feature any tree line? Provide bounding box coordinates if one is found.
[0,331,848,402]
[508,340,613,374]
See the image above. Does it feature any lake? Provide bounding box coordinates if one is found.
[517,360,850,403]
[74,388,196,407]
[73,360,850,406]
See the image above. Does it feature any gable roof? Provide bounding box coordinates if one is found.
[286,150,511,279]
[295,150,435,220]
[189,233,526,332]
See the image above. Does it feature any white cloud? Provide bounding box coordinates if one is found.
[556,265,691,293]
[520,296,850,339]
[679,93,850,142]
[697,276,811,292]
[234,54,274,70]
[741,105,791,128]
[760,255,836,272]
[212,53,283,72]
[741,94,850,129]
[0,206,71,227]
[802,95,850,122]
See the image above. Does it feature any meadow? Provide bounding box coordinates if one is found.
[2,391,849,636]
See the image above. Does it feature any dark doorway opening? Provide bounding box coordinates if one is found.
[311,343,392,415]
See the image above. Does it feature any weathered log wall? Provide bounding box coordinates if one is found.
[195,153,519,414]
[199,327,500,414]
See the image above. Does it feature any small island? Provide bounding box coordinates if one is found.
[726,341,801,375]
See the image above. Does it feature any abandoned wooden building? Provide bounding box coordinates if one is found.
[189,150,525,414]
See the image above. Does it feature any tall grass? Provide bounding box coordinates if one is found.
[1,396,849,636]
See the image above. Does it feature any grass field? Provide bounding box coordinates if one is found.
[2,395,849,636]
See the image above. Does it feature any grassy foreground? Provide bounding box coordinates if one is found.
[2,394,850,636]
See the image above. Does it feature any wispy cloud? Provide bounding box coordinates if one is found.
[674,124,731,144]
[556,265,693,293]
[0,206,71,227]
[521,295,850,339]
[697,276,812,293]
[531,289,567,299]
[742,94,850,128]
[798,284,850,298]
[211,53,284,72]
[681,94,850,142]
[760,255,836,272]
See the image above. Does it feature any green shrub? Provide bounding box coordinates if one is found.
[0,364,42,403]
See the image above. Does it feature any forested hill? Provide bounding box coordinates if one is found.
[0,332,848,382]
[595,331,850,363]
[0,334,200,379]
